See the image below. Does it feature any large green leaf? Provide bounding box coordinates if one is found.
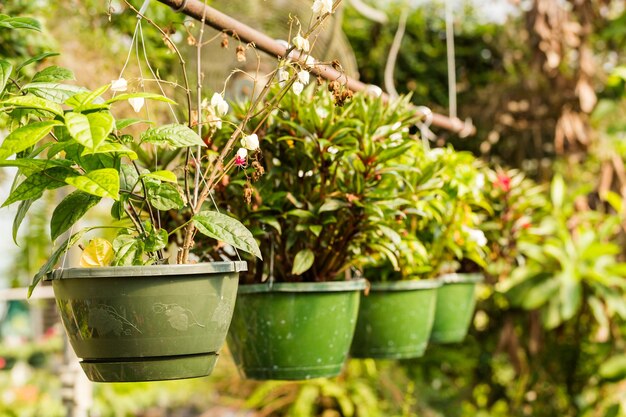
[3,167,75,206]
[141,170,177,183]
[193,211,262,259]
[23,82,87,103]
[0,15,41,31]
[12,199,34,244]
[50,190,101,241]
[32,66,75,83]
[0,59,11,94]
[29,228,88,297]
[81,143,137,160]
[65,168,120,200]
[147,183,184,210]
[65,111,114,151]
[65,85,111,112]
[0,94,63,117]
[599,355,626,381]
[0,159,71,177]
[15,52,59,73]
[0,120,62,160]
[105,92,176,105]
[141,123,206,148]
[292,249,315,275]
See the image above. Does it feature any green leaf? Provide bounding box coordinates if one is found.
[65,84,111,112]
[113,235,144,266]
[286,209,314,219]
[193,211,262,259]
[0,15,41,31]
[292,249,315,275]
[29,228,88,296]
[309,224,322,237]
[141,170,177,183]
[12,199,33,244]
[32,66,75,83]
[319,199,345,213]
[3,167,75,206]
[551,174,565,209]
[0,158,71,177]
[116,118,150,130]
[50,191,101,241]
[104,92,177,105]
[599,355,626,381]
[0,120,62,160]
[65,168,120,200]
[119,164,139,192]
[141,123,206,148]
[15,52,59,73]
[0,59,12,93]
[65,111,114,151]
[147,183,184,210]
[81,143,137,160]
[23,82,87,103]
[1,94,63,117]
[144,227,168,252]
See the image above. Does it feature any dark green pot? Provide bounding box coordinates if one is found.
[430,273,483,344]
[351,279,441,359]
[46,261,245,382]
[227,279,366,380]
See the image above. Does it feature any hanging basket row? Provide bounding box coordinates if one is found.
[48,263,482,382]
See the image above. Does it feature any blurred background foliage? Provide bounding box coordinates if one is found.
[1,0,626,416]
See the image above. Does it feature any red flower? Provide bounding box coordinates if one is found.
[494,173,512,193]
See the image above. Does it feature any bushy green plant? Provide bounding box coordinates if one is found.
[209,85,421,282]
[500,175,626,329]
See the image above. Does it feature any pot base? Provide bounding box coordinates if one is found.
[240,363,343,381]
[80,352,218,383]
[351,342,427,360]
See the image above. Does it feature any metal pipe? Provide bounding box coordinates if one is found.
[155,0,475,136]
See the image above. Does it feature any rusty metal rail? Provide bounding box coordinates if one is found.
[155,0,475,136]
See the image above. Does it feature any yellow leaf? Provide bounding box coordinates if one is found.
[80,238,114,267]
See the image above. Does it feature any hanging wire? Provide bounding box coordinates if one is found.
[445,0,457,119]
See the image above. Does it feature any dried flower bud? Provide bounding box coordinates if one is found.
[221,34,229,48]
[236,45,246,62]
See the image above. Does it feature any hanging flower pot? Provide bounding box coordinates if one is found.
[351,279,441,359]
[430,273,483,344]
[227,279,366,380]
[47,262,245,382]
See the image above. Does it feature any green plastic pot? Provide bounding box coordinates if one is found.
[46,261,245,382]
[351,279,441,359]
[430,273,483,344]
[227,279,366,380]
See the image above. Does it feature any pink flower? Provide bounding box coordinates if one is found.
[494,173,512,193]
[235,147,248,167]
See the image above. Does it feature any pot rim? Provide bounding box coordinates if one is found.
[237,278,367,294]
[45,261,248,280]
[366,279,442,291]
[437,272,484,284]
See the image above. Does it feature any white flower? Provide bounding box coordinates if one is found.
[110,77,128,92]
[210,92,229,116]
[128,97,145,113]
[463,226,487,247]
[327,146,338,154]
[236,148,248,158]
[278,68,290,82]
[241,133,260,151]
[312,0,333,14]
[475,173,485,190]
[292,33,310,52]
[297,70,310,85]
[292,81,304,96]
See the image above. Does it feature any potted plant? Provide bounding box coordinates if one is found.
[0,13,270,382]
[425,148,488,344]
[206,84,420,379]
[350,145,447,359]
